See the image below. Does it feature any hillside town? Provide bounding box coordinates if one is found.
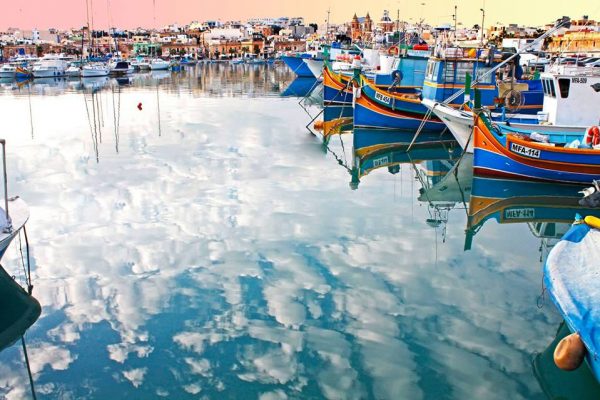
[2,12,600,61]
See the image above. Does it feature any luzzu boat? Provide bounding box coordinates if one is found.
[323,51,429,106]
[473,106,600,184]
[544,215,600,384]
[356,48,544,130]
[425,64,600,153]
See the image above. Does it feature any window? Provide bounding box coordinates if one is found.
[425,61,435,81]
[558,78,570,98]
[440,62,455,83]
[549,80,556,97]
[476,67,493,84]
[455,62,472,83]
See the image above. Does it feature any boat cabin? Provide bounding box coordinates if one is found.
[373,54,429,86]
[540,66,600,126]
[422,54,543,112]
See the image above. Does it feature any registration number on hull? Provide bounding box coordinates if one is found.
[373,156,389,167]
[504,208,535,220]
[375,92,391,104]
[510,142,540,159]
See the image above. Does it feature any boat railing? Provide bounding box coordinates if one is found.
[548,64,600,76]
[0,139,11,233]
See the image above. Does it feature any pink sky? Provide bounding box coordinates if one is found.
[2,1,598,31]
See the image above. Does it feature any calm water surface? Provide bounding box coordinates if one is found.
[0,64,595,399]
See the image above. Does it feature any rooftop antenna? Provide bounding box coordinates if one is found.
[453,5,457,39]
[326,8,331,39]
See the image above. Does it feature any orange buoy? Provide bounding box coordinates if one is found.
[313,120,324,131]
[554,332,586,371]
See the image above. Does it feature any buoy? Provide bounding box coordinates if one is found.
[584,126,600,146]
[313,120,324,131]
[584,215,600,229]
[137,102,143,111]
[554,332,586,371]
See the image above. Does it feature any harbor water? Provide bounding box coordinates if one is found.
[0,63,598,399]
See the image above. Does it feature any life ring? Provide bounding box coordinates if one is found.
[388,46,399,56]
[584,126,600,146]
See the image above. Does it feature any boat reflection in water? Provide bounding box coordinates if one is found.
[281,77,319,98]
[534,322,600,399]
[0,265,41,399]
[315,105,354,139]
[465,176,600,251]
[418,154,473,233]
[350,128,461,190]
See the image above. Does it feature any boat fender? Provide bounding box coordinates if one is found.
[313,120,324,131]
[554,332,586,371]
[584,215,600,230]
[584,126,600,147]
[391,70,403,84]
[137,102,143,111]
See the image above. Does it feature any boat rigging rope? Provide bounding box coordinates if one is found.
[21,336,37,400]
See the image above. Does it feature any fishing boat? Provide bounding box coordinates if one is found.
[149,58,170,71]
[544,215,600,383]
[356,48,543,130]
[304,58,324,78]
[424,64,600,152]
[472,105,600,184]
[82,62,110,77]
[281,54,317,78]
[15,66,32,80]
[323,52,427,106]
[31,55,68,78]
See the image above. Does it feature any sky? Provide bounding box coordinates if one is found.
[1,0,599,31]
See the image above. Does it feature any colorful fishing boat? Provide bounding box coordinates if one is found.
[323,53,428,106]
[425,65,600,152]
[544,215,600,383]
[354,78,446,130]
[357,49,544,130]
[473,109,600,184]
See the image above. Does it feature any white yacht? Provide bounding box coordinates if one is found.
[149,58,170,71]
[0,64,17,79]
[32,55,68,78]
[66,64,81,77]
[110,60,134,75]
[82,62,110,77]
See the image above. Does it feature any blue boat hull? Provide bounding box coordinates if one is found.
[281,56,314,78]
